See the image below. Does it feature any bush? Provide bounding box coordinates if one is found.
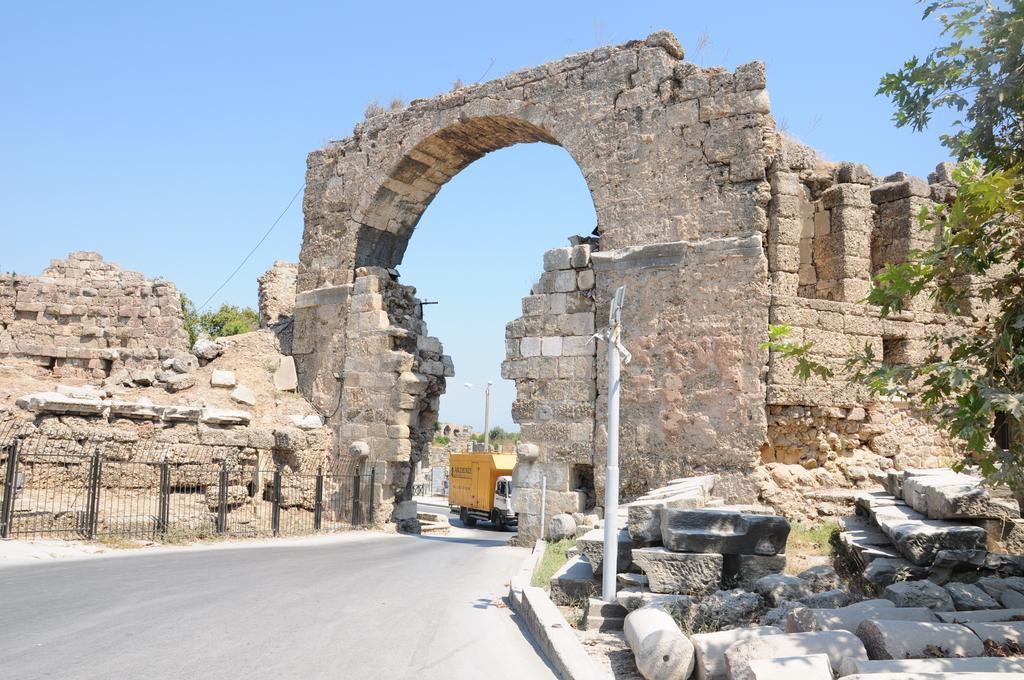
[181,294,258,347]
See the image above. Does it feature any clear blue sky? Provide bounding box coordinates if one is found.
[2,2,953,430]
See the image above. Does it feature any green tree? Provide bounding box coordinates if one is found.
[180,294,259,347]
[768,0,1024,501]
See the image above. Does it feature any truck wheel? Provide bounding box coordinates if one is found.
[495,515,506,532]
[465,514,477,527]
[458,507,468,525]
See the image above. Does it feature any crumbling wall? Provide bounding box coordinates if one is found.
[503,243,597,538]
[257,261,298,328]
[0,252,189,380]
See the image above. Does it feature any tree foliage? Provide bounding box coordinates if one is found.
[180,294,259,347]
[768,0,1024,497]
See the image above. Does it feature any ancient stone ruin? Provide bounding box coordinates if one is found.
[291,30,977,539]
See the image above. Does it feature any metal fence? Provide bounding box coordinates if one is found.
[0,436,376,542]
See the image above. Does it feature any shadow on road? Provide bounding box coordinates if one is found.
[411,534,510,548]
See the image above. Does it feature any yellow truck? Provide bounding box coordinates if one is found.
[448,452,517,530]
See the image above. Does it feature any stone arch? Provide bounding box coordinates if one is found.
[294,30,779,537]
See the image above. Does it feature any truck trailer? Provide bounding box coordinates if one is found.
[448,452,517,530]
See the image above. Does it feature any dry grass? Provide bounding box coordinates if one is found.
[784,521,839,574]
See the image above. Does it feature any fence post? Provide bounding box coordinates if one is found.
[352,473,362,526]
[85,449,102,540]
[368,466,376,525]
[157,462,170,535]
[271,466,282,537]
[216,462,228,534]
[314,467,323,532]
[1,441,21,539]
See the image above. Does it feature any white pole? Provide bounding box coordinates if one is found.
[540,475,547,540]
[602,286,626,603]
[483,382,492,448]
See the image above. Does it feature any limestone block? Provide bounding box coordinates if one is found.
[883,580,955,611]
[855,619,983,660]
[723,554,786,590]
[543,247,573,271]
[549,555,598,605]
[520,336,542,357]
[576,269,595,290]
[840,657,1024,677]
[870,177,931,203]
[540,336,562,356]
[200,407,250,426]
[274,356,298,390]
[945,582,1000,611]
[871,504,988,566]
[800,589,849,610]
[547,513,577,541]
[229,385,257,406]
[624,606,695,680]
[616,588,693,620]
[690,626,783,680]
[753,575,810,607]
[627,494,709,547]
[693,589,764,629]
[192,337,223,362]
[210,369,236,387]
[966,621,1024,646]
[15,391,106,416]
[723,630,866,680]
[631,548,722,595]
[797,565,840,593]
[862,557,927,587]
[747,653,833,680]
[938,608,1024,624]
[164,373,196,392]
[659,509,789,555]
[578,527,633,576]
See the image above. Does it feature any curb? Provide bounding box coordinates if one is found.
[509,540,607,680]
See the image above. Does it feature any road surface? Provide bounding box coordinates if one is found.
[0,514,555,680]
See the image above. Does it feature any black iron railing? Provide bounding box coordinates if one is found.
[0,433,375,542]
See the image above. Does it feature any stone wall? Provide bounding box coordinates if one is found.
[0,252,189,379]
[257,261,298,328]
[290,30,981,537]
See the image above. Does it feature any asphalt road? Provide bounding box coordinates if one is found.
[0,515,555,680]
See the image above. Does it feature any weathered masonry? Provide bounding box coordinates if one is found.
[292,31,973,539]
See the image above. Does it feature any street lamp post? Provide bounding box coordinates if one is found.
[464,381,493,448]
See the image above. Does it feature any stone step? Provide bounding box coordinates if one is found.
[614,586,693,618]
[549,554,598,605]
[659,508,789,555]
[583,596,627,630]
[902,472,1019,521]
[866,501,988,566]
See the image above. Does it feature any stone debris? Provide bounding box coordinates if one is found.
[581,597,628,633]
[724,554,787,590]
[747,653,833,680]
[289,414,323,429]
[15,391,106,416]
[615,587,693,620]
[210,369,237,387]
[163,372,196,393]
[965,621,1024,646]
[623,606,695,680]
[200,408,251,427]
[723,630,867,680]
[229,385,257,406]
[192,336,225,363]
[689,626,782,680]
[882,579,955,611]
[854,619,984,660]
[937,607,1024,624]
[945,582,1000,611]
[547,513,577,541]
[753,574,811,607]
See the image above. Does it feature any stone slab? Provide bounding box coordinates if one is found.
[883,579,955,611]
[966,621,1024,645]
[631,547,722,595]
[855,619,984,660]
[724,630,867,680]
[549,555,598,605]
[660,508,789,555]
[785,603,934,634]
[937,608,1024,624]
[839,657,1024,677]
[724,554,786,590]
[870,503,988,566]
[748,653,833,680]
[577,528,632,576]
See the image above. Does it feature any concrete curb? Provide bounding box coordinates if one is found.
[509,540,607,680]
